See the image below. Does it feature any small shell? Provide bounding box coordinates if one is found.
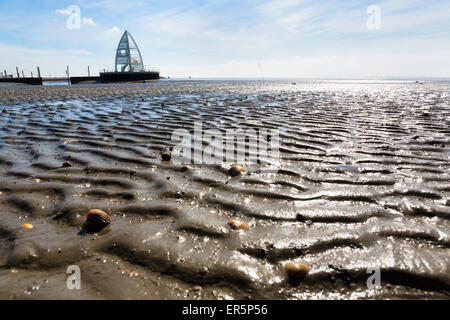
[285,261,310,282]
[21,223,34,229]
[181,165,190,172]
[32,178,41,183]
[149,165,157,170]
[84,209,112,233]
[229,165,246,177]
[161,148,171,161]
[227,219,250,231]
[62,161,72,168]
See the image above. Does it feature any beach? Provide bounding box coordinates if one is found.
[0,79,449,299]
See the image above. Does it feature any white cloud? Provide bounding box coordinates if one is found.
[0,42,96,77]
[157,37,450,79]
[142,9,213,38]
[105,26,121,34]
[256,0,310,15]
[0,43,91,56]
[78,0,145,11]
[55,8,71,15]
[6,1,450,78]
[82,18,97,26]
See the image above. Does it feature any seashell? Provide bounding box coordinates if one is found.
[181,165,190,172]
[227,219,250,231]
[21,223,34,229]
[84,209,112,233]
[32,178,41,183]
[161,148,171,161]
[285,261,310,282]
[62,161,72,168]
[175,191,185,199]
[229,165,246,177]
[149,165,157,170]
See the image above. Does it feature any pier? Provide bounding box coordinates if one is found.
[0,72,159,86]
[1,30,159,86]
[0,77,43,85]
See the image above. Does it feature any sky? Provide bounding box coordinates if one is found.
[0,0,449,78]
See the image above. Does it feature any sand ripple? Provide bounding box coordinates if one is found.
[0,80,449,299]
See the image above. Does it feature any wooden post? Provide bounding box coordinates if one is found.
[16,67,20,78]
[31,72,33,78]
[66,65,70,84]
[88,65,90,78]
[37,66,41,78]
[22,70,25,78]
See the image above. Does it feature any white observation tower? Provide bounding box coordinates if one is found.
[115,30,144,72]
[98,29,159,82]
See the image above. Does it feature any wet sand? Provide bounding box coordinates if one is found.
[0,80,449,299]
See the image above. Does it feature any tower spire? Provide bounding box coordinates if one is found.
[115,30,144,72]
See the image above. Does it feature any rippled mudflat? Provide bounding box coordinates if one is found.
[0,79,449,299]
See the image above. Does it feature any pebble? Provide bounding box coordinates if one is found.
[285,261,310,282]
[62,161,72,168]
[227,219,250,231]
[256,248,267,259]
[229,165,246,177]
